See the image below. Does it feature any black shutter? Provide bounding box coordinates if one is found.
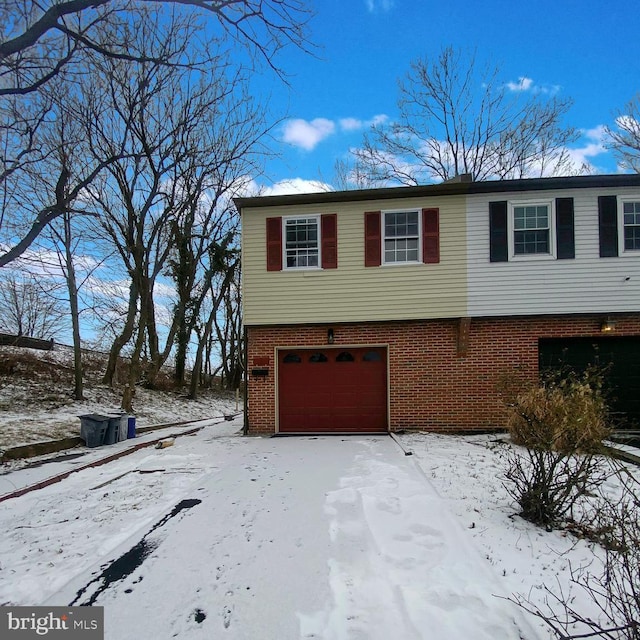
[598,195,619,257]
[555,197,575,259]
[489,201,508,262]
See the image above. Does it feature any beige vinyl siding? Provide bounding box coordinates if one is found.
[467,187,640,317]
[242,195,467,325]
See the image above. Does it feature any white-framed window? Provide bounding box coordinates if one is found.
[509,200,555,259]
[620,199,640,252]
[284,216,320,269]
[383,210,420,264]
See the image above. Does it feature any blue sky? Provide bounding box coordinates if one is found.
[248,0,640,194]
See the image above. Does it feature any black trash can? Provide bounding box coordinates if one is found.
[79,414,111,448]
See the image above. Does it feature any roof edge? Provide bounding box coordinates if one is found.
[234,174,640,210]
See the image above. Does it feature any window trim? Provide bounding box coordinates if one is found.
[282,214,321,270]
[508,199,556,261]
[381,208,421,265]
[618,196,640,255]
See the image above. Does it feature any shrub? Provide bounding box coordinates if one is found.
[507,367,610,454]
[502,366,612,528]
[509,467,640,639]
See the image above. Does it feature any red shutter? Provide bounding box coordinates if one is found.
[422,208,439,264]
[266,217,282,271]
[321,214,338,269]
[364,211,381,267]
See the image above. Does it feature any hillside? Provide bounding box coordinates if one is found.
[0,345,239,451]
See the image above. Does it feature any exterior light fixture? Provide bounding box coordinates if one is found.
[601,318,617,333]
[327,328,334,344]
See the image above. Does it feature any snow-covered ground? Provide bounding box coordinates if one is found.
[0,345,239,450]
[1,418,631,640]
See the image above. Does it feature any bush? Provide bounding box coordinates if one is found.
[509,467,640,639]
[502,367,612,528]
[507,367,610,454]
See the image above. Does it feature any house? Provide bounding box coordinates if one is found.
[235,174,640,435]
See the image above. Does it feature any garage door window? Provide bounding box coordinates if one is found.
[363,351,382,362]
[336,352,355,362]
[283,353,301,363]
[309,353,328,363]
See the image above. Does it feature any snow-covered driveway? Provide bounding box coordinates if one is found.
[2,422,542,639]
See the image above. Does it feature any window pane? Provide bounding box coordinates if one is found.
[625,226,640,250]
[309,353,328,363]
[384,211,418,237]
[285,217,319,268]
[514,205,548,231]
[384,238,418,263]
[383,211,419,262]
[623,202,640,251]
[514,230,549,254]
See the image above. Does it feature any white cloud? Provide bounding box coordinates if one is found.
[339,117,363,132]
[262,178,334,196]
[564,125,608,171]
[282,118,335,151]
[282,114,390,150]
[505,76,561,95]
[371,114,389,126]
[365,0,395,12]
[339,114,389,132]
[506,76,534,92]
[615,114,640,132]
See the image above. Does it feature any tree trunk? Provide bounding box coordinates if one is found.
[103,278,139,387]
[63,212,84,400]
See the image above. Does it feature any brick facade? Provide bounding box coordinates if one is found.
[245,314,640,435]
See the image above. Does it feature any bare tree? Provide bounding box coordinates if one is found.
[0,271,67,338]
[607,95,640,173]
[0,0,311,96]
[332,157,379,191]
[189,239,239,399]
[0,0,312,267]
[72,15,268,409]
[350,46,580,187]
[212,258,243,391]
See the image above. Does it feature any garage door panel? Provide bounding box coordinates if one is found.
[278,347,387,433]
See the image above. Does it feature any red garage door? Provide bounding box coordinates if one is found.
[278,347,387,433]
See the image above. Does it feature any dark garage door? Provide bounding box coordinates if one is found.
[278,347,388,433]
[539,337,640,427]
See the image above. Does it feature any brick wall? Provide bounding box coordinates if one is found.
[246,314,640,434]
